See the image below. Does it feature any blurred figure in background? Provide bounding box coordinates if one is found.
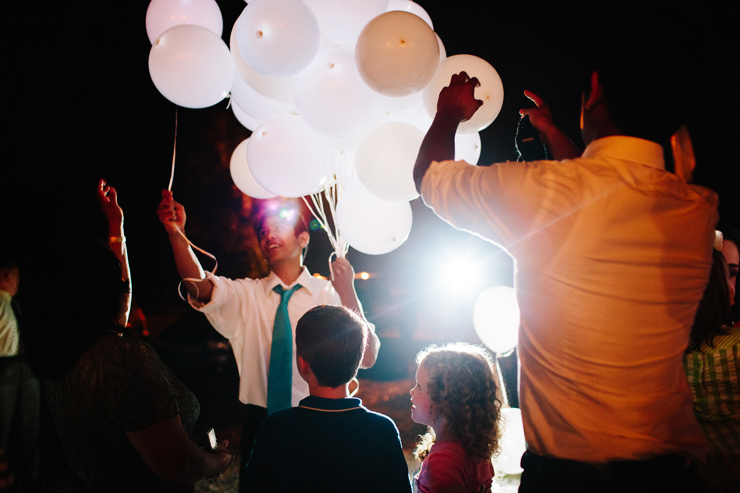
[685,240,740,491]
[0,246,40,491]
[17,182,233,492]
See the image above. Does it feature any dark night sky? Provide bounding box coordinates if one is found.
[7,2,738,339]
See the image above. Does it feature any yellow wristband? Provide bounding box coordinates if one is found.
[109,236,126,243]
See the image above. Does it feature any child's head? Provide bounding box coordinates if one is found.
[411,342,502,461]
[295,305,368,388]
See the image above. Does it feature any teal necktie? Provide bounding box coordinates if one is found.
[267,284,302,415]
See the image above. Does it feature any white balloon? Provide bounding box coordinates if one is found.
[229,18,296,104]
[492,408,526,475]
[355,122,422,202]
[355,11,439,97]
[473,286,520,355]
[231,102,263,131]
[230,69,295,122]
[295,48,383,139]
[386,0,433,30]
[423,54,505,133]
[230,139,277,199]
[455,132,481,165]
[235,0,320,76]
[303,0,388,47]
[247,115,332,198]
[145,0,223,44]
[149,25,234,108]
[336,182,413,255]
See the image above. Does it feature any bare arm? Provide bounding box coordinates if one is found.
[126,414,233,485]
[97,180,131,325]
[157,190,213,303]
[519,90,581,160]
[414,72,483,192]
[331,257,380,368]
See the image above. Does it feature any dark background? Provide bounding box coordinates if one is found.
[6,2,738,417]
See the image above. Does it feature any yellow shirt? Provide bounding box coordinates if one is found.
[421,136,718,463]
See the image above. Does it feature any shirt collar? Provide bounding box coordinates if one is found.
[298,396,363,411]
[582,136,665,171]
[264,267,316,296]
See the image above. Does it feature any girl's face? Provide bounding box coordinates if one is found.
[410,363,434,426]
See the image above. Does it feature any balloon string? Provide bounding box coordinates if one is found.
[175,226,219,302]
[168,108,178,192]
[164,107,219,302]
[494,354,509,408]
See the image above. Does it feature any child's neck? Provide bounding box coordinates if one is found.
[309,383,350,400]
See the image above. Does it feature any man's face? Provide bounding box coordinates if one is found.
[258,216,307,267]
[721,240,739,305]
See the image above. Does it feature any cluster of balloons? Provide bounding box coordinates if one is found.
[147,0,505,256]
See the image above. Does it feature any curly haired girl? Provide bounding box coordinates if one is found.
[410,342,502,493]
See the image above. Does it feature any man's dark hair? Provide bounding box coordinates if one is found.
[295,305,367,388]
[585,8,701,143]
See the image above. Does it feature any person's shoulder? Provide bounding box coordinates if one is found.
[359,407,401,431]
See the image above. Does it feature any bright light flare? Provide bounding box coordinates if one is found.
[473,285,520,354]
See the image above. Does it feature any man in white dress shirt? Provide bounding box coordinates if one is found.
[414,10,717,492]
[158,193,380,491]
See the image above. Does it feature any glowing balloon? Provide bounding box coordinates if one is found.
[148,25,233,108]
[229,20,296,104]
[356,11,439,97]
[423,54,505,133]
[355,122,422,202]
[336,182,412,255]
[303,0,388,47]
[295,48,383,139]
[492,408,526,475]
[386,0,433,29]
[230,69,295,123]
[455,132,481,165]
[231,102,263,131]
[247,115,332,198]
[230,139,277,199]
[145,0,223,44]
[235,0,320,76]
[473,286,520,354]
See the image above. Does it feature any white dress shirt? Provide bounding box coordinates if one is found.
[421,136,718,463]
[190,267,341,408]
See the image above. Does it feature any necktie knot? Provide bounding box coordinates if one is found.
[273,283,302,303]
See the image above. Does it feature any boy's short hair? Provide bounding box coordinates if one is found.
[295,305,368,388]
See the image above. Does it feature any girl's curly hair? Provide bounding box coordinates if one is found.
[413,342,502,462]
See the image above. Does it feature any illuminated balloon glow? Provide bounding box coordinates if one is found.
[355,11,440,97]
[247,115,332,198]
[423,54,505,133]
[336,183,413,255]
[145,0,223,44]
[148,24,234,109]
[295,48,383,139]
[229,139,277,199]
[235,0,321,77]
[303,0,388,47]
[143,0,506,258]
[355,122,423,202]
[473,286,520,354]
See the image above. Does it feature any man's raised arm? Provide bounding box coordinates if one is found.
[413,72,483,192]
[157,190,214,303]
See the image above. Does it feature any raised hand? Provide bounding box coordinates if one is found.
[157,190,186,236]
[437,71,483,124]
